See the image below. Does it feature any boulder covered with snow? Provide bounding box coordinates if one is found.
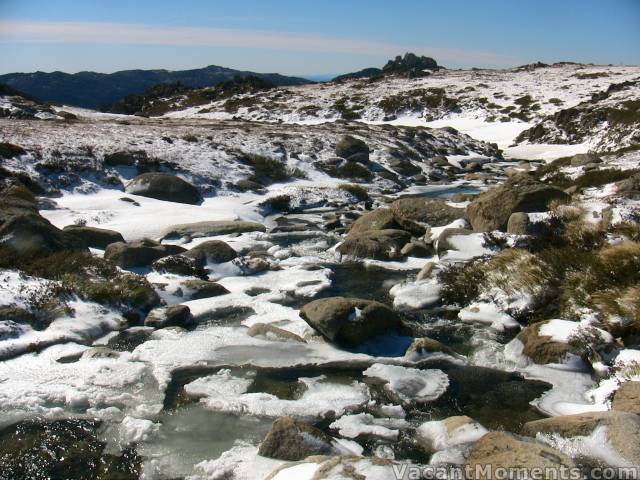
[104,238,186,268]
[257,416,338,461]
[435,228,475,255]
[465,431,576,477]
[415,415,487,454]
[467,174,569,232]
[515,319,613,365]
[522,411,640,466]
[62,225,125,250]
[299,297,402,346]
[337,229,411,260]
[125,172,202,205]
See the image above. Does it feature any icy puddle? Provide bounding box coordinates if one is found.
[135,405,273,480]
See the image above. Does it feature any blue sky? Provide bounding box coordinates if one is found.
[0,0,639,76]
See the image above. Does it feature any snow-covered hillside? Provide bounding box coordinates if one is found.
[1,61,640,479]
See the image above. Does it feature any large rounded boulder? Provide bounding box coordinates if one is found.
[62,225,125,250]
[467,174,569,232]
[299,296,402,346]
[349,208,425,237]
[337,229,411,260]
[0,215,85,257]
[391,198,465,227]
[465,431,576,478]
[125,173,201,205]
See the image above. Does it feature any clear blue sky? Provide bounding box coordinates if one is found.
[0,0,638,76]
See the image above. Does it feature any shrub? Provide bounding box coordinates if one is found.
[438,261,485,306]
[239,153,296,185]
[0,249,160,314]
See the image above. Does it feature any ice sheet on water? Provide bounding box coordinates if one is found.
[363,363,449,403]
[185,371,369,420]
[458,301,520,332]
[329,412,409,440]
[0,298,126,360]
[416,418,488,453]
[0,343,163,425]
[390,278,441,310]
[189,442,282,480]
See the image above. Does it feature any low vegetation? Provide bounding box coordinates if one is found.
[439,205,640,333]
[0,249,160,320]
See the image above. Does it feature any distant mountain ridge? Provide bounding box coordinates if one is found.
[0,65,311,109]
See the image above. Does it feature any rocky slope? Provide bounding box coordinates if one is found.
[0,62,639,479]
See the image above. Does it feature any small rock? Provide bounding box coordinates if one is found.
[151,254,206,277]
[144,305,192,329]
[400,240,434,258]
[391,198,465,228]
[181,280,229,300]
[416,262,437,281]
[405,337,457,358]
[103,150,148,167]
[258,416,338,461]
[506,212,529,235]
[247,323,305,343]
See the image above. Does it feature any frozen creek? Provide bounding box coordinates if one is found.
[0,105,635,478]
